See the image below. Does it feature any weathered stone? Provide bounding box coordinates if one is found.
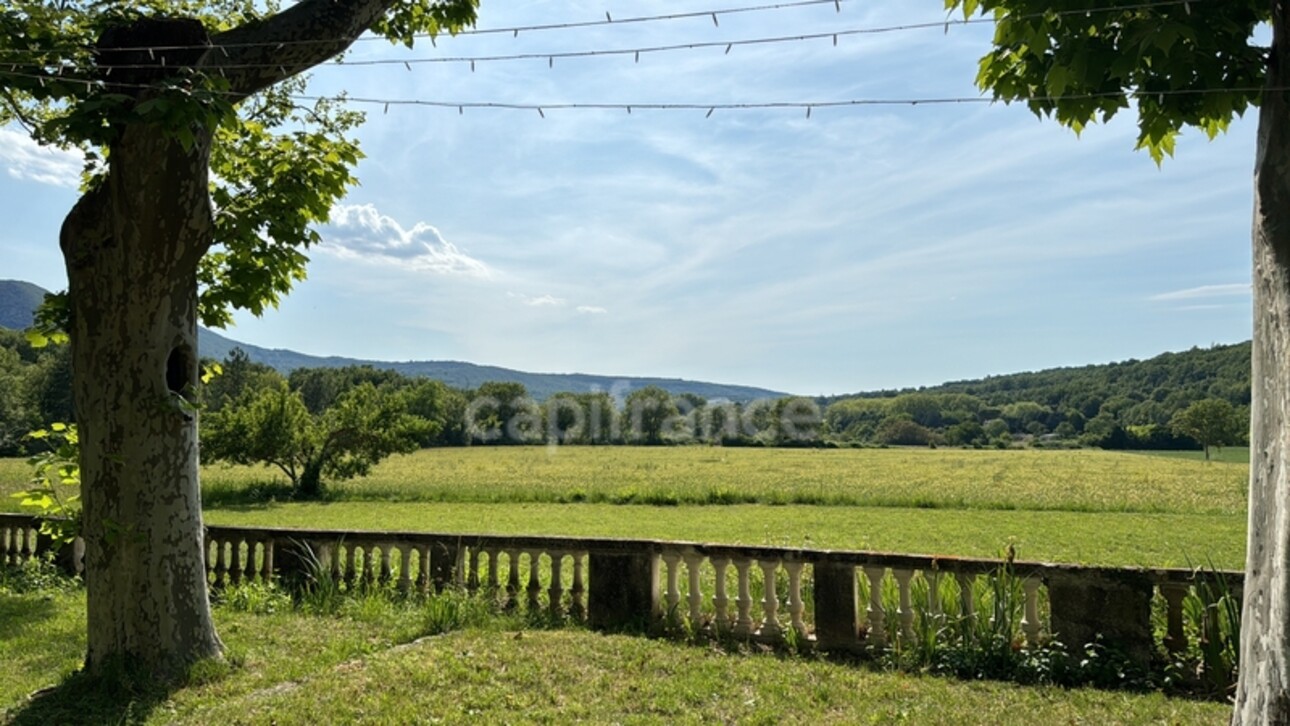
[813,561,861,652]
[429,541,461,592]
[588,551,657,632]
[1047,570,1155,667]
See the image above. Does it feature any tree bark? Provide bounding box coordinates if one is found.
[62,22,221,677]
[1235,4,1290,722]
[56,0,440,682]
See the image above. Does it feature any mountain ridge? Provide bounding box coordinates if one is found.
[0,280,787,402]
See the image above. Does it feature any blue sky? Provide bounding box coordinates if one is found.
[0,1,1255,396]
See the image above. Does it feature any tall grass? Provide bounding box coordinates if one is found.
[185,447,1250,516]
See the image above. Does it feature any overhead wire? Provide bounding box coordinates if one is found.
[0,66,1269,119]
[0,0,1214,64]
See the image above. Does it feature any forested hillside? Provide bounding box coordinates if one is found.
[0,323,1252,457]
[823,343,1249,449]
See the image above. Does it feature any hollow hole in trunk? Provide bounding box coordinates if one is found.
[167,344,194,401]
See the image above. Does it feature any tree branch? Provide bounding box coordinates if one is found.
[0,87,36,134]
[204,0,397,99]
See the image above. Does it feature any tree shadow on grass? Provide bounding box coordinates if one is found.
[7,675,171,725]
[200,479,297,508]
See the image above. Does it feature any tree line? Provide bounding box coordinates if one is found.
[0,334,1249,481]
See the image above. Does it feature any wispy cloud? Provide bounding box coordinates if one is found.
[0,128,81,188]
[1150,283,1251,302]
[320,203,491,277]
[577,305,608,315]
[525,294,564,307]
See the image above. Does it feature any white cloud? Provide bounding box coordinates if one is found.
[525,294,564,307]
[1150,283,1251,302]
[577,305,608,315]
[320,203,491,277]
[0,128,81,188]
[507,292,566,307]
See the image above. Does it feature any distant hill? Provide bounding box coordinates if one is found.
[824,341,1251,424]
[0,279,787,403]
[196,327,786,402]
[0,279,48,330]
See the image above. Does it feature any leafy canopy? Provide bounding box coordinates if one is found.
[0,0,478,329]
[946,0,1269,163]
[201,381,434,498]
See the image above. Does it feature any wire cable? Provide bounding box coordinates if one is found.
[0,0,1215,63]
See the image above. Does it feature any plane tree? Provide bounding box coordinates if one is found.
[943,1,1277,721]
[0,0,477,680]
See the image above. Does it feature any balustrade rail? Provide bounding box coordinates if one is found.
[0,513,1243,661]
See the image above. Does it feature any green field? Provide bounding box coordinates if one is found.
[1,446,1246,722]
[0,446,1248,568]
[193,446,1249,514]
[0,589,1231,725]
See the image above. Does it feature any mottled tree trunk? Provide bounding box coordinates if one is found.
[61,104,221,678]
[1235,4,1290,722]
[51,0,416,682]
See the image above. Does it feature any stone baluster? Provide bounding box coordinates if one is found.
[570,553,587,620]
[215,537,230,588]
[1,527,9,565]
[15,526,30,564]
[202,534,212,578]
[466,548,481,593]
[72,536,85,575]
[363,545,379,586]
[1160,582,1189,654]
[759,559,782,637]
[526,551,542,610]
[243,538,256,583]
[893,568,915,641]
[378,545,393,585]
[785,560,807,638]
[684,552,705,628]
[1021,577,1043,646]
[456,551,472,590]
[506,550,521,609]
[926,571,942,621]
[957,573,977,633]
[233,537,249,586]
[260,540,274,582]
[345,543,359,588]
[863,565,887,647]
[549,552,566,617]
[397,545,413,593]
[661,552,682,620]
[418,545,432,594]
[712,556,732,631]
[734,557,754,635]
[486,550,500,593]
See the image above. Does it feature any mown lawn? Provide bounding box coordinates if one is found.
[204,501,1244,569]
[1,589,1230,725]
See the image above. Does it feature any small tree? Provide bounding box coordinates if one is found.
[203,382,431,498]
[1170,398,1244,461]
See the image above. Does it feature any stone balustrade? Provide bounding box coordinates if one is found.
[0,513,1243,662]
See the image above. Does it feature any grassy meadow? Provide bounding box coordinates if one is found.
[194,446,1250,515]
[1,445,1247,722]
[0,446,1248,568]
[1,588,1232,725]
